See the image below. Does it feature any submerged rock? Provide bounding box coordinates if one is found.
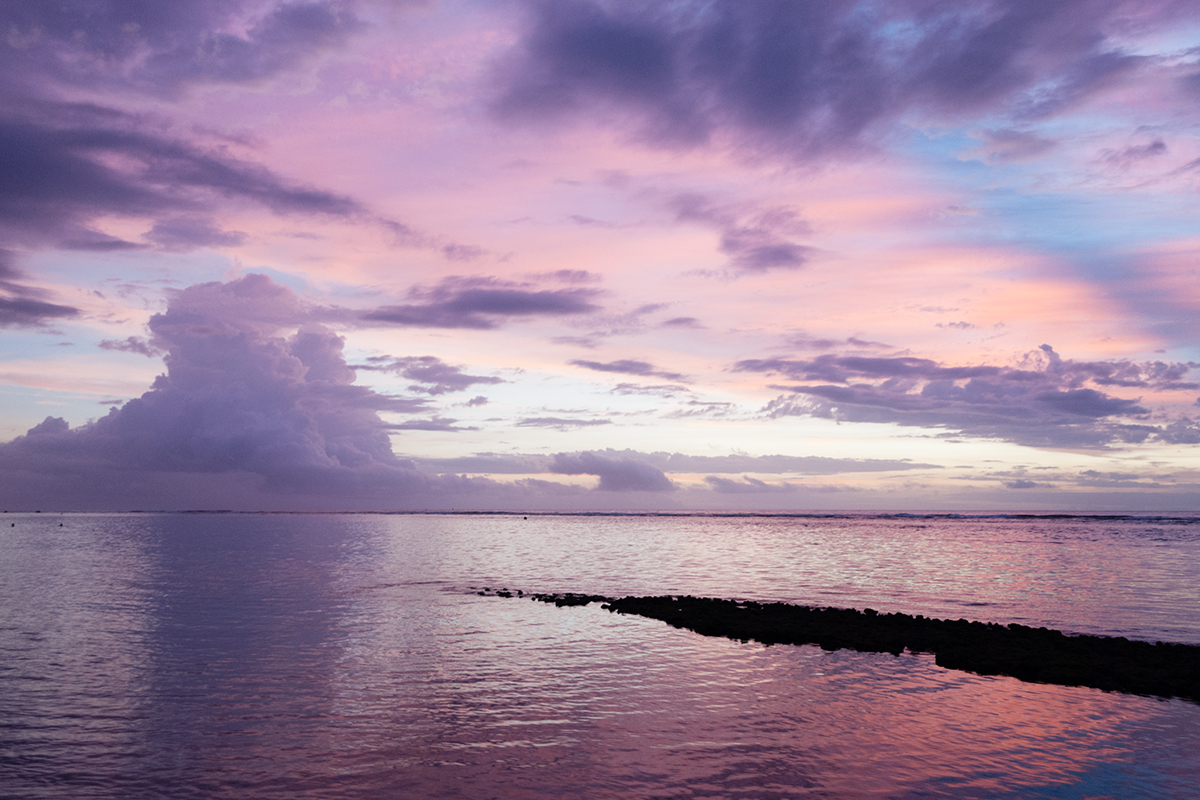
[486,590,1200,703]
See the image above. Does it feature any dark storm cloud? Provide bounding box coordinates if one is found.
[570,358,686,381]
[362,277,600,329]
[736,344,1199,448]
[2,0,368,95]
[490,0,1190,157]
[358,355,505,395]
[549,451,675,492]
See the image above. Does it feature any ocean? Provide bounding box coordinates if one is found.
[2,512,1198,798]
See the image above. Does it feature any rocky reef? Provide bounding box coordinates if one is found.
[478,589,1200,703]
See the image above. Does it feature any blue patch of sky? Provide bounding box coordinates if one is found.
[901,125,1200,260]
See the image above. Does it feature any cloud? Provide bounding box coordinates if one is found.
[704,475,795,494]
[663,400,737,418]
[670,193,813,273]
[362,276,601,329]
[0,99,365,251]
[98,337,162,357]
[0,251,81,327]
[406,448,936,476]
[736,344,1198,448]
[0,274,509,509]
[965,128,1057,163]
[384,417,479,432]
[0,295,80,328]
[515,417,612,430]
[570,358,685,381]
[358,355,504,395]
[549,451,675,491]
[145,217,248,250]
[2,1,368,96]
[1102,137,1168,168]
[488,0,1186,158]
[532,269,603,283]
[611,382,690,397]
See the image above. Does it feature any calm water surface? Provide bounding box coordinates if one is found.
[2,512,1198,798]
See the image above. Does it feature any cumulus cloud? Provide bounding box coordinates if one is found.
[488,0,1189,158]
[0,274,503,509]
[362,276,601,329]
[358,355,505,395]
[549,451,675,491]
[735,344,1199,448]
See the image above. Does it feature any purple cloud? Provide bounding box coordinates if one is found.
[704,475,794,494]
[515,417,612,430]
[670,193,813,273]
[549,451,675,492]
[1102,138,1168,168]
[570,358,686,381]
[359,355,504,395]
[0,295,80,328]
[362,277,601,329]
[0,251,80,327]
[98,337,162,358]
[736,344,1198,448]
[407,448,934,476]
[490,0,1192,158]
[384,418,479,432]
[2,1,367,95]
[145,217,248,251]
[0,100,364,251]
[0,274,492,508]
[967,128,1057,163]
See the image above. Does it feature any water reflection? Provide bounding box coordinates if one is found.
[1,513,1198,799]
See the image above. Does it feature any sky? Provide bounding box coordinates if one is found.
[1,0,1198,512]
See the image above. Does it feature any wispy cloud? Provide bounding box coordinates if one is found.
[570,358,686,381]
[737,345,1199,448]
[363,277,601,329]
